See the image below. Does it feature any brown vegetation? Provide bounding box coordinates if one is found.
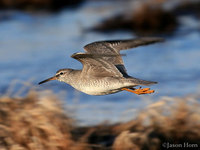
[112,95,200,149]
[0,90,74,150]
[89,0,200,35]
[89,2,177,36]
[0,89,200,150]
[131,4,177,35]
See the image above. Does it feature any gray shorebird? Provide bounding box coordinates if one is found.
[39,37,164,95]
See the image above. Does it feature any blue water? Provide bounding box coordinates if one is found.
[0,1,200,125]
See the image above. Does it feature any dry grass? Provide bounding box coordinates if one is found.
[0,90,74,150]
[0,89,200,150]
[112,95,200,150]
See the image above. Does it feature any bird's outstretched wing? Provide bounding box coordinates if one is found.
[84,37,164,76]
[71,53,123,78]
[84,37,164,63]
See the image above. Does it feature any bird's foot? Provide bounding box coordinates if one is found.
[122,87,155,95]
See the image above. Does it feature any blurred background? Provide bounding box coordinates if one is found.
[0,0,200,126]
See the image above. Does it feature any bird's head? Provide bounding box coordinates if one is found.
[38,69,73,84]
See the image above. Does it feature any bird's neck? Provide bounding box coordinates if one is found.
[62,70,81,84]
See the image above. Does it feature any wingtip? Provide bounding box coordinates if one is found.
[144,37,165,42]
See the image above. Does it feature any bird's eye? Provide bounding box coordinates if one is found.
[60,72,64,75]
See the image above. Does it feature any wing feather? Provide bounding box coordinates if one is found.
[83,37,164,76]
[71,53,123,78]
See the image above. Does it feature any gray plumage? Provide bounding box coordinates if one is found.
[39,37,164,95]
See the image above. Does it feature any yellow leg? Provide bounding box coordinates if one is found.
[121,87,155,95]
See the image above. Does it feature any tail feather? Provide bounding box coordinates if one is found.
[129,77,157,86]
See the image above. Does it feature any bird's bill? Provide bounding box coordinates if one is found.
[38,76,57,84]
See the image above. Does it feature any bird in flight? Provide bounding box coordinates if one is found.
[39,37,164,95]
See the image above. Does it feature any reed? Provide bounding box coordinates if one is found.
[0,90,74,150]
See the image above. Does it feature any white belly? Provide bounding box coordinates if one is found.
[70,78,124,95]
[79,86,121,95]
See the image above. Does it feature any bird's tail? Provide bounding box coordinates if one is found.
[128,77,157,86]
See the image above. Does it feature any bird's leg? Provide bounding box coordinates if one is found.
[121,87,155,95]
